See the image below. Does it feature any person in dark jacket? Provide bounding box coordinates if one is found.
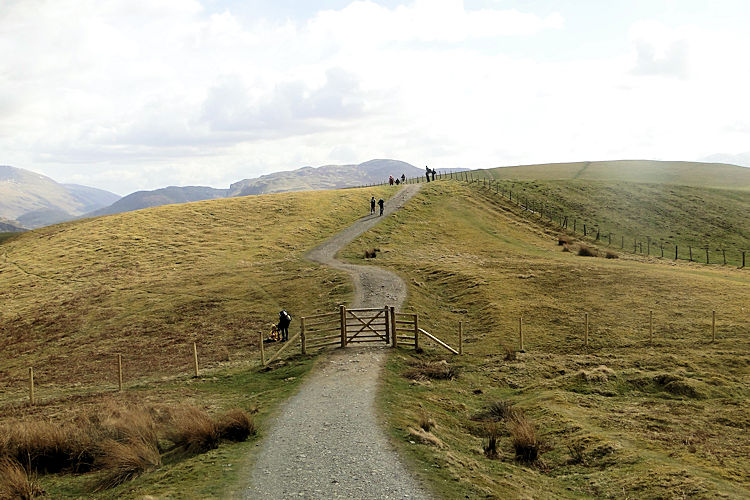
[378,198,384,216]
[401,173,406,183]
[278,310,292,341]
[431,169,436,182]
[425,165,431,182]
[370,196,376,215]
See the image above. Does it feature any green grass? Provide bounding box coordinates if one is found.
[480,160,750,190]
[0,185,393,497]
[344,181,750,498]
[465,177,750,266]
[0,232,20,245]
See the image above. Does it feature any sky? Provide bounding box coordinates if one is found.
[2,0,750,195]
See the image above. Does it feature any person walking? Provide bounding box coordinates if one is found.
[389,175,394,186]
[401,173,406,183]
[425,166,431,182]
[431,168,436,182]
[378,198,384,216]
[278,309,292,342]
[370,196,376,215]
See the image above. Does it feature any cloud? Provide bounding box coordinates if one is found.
[630,21,689,78]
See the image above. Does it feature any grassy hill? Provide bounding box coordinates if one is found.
[0,186,392,497]
[482,160,750,190]
[344,181,750,499]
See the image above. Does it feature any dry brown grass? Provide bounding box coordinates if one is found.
[510,415,539,462]
[557,235,573,246]
[474,400,520,423]
[0,458,45,499]
[605,250,619,259]
[577,244,598,257]
[417,410,435,432]
[216,409,256,442]
[502,344,517,361]
[166,406,219,455]
[94,438,161,492]
[407,427,445,448]
[483,422,501,459]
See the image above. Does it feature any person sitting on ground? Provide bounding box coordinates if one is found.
[370,196,376,215]
[278,309,292,342]
[378,198,385,216]
[269,324,280,342]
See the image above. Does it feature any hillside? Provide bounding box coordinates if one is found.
[484,160,750,190]
[344,181,750,499]
[0,166,120,228]
[85,185,229,217]
[228,159,422,196]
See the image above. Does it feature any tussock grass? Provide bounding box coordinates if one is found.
[403,360,457,380]
[216,409,256,442]
[483,422,501,459]
[166,406,220,455]
[605,249,619,259]
[509,415,539,463]
[94,438,161,491]
[577,244,598,257]
[0,458,44,499]
[473,400,519,423]
[417,410,435,432]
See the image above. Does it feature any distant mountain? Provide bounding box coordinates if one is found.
[484,160,750,190]
[0,219,25,232]
[0,166,121,228]
[229,159,423,196]
[86,186,230,217]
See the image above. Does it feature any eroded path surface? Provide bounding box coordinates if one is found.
[245,184,430,499]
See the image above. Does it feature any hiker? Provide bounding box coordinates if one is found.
[370,196,376,215]
[395,178,400,185]
[389,175,394,186]
[277,309,292,342]
[431,168,436,182]
[378,198,384,216]
[401,173,406,183]
[425,165,431,182]
[268,324,280,342]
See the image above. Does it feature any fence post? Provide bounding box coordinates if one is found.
[647,237,650,255]
[340,305,347,347]
[519,316,524,352]
[712,310,716,342]
[384,306,390,344]
[584,224,587,236]
[584,312,589,348]
[573,219,576,232]
[743,251,746,268]
[661,244,664,258]
[259,332,265,365]
[458,320,463,355]
[414,313,420,350]
[675,245,678,260]
[118,354,123,392]
[689,246,693,261]
[705,247,709,264]
[301,317,306,355]
[390,306,397,348]
[621,235,624,249]
[722,249,726,266]
[193,342,199,377]
[29,367,34,406]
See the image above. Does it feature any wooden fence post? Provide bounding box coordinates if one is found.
[193,342,199,377]
[705,247,709,264]
[722,249,726,265]
[621,235,624,249]
[519,316,524,352]
[301,317,307,355]
[390,306,397,348]
[118,354,123,391]
[340,305,347,347]
[689,246,693,261]
[675,245,678,260]
[458,320,463,355]
[712,310,716,342]
[29,367,34,406]
[414,313,420,350]
[742,251,746,268]
[259,332,265,365]
[584,313,589,348]
[384,306,390,344]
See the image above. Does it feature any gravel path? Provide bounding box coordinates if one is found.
[245,184,430,499]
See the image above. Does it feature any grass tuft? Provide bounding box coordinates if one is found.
[0,458,45,499]
[166,406,220,455]
[557,235,573,246]
[94,438,161,491]
[417,410,436,432]
[605,250,619,259]
[403,360,457,381]
[509,415,540,463]
[216,409,256,442]
[483,423,501,459]
[474,400,519,422]
[577,244,598,257]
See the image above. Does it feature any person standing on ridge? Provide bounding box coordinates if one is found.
[389,175,394,186]
[378,198,384,216]
[425,165,431,182]
[370,196,376,215]
[401,173,406,183]
[431,168,436,182]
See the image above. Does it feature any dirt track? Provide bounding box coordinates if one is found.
[244,184,430,499]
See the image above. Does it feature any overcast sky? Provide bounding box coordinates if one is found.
[3,0,750,195]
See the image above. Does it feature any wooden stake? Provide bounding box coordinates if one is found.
[584,313,589,348]
[712,310,716,342]
[29,367,34,406]
[340,305,347,347]
[193,342,199,377]
[390,306,397,348]
[384,306,390,344]
[458,320,463,355]
[414,314,420,350]
[118,354,123,391]
[519,316,524,352]
[301,317,307,355]
[259,332,265,365]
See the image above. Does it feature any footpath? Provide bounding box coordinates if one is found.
[244,184,430,499]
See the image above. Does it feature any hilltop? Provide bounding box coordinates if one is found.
[85,185,230,217]
[485,159,750,190]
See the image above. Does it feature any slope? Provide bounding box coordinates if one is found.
[85,185,229,217]
[343,181,750,499]
[0,185,395,497]
[484,160,750,190]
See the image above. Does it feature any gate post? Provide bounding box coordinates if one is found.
[414,313,420,350]
[390,306,397,348]
[384,306,390,344]
[301,317,306,355]
[340,305,347,347]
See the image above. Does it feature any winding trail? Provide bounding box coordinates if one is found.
[245,184,430,499]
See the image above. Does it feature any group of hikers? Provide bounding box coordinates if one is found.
[267,309,292,342]
[370,196,385,216]
[425,165,436,182]
[388,173,407,186]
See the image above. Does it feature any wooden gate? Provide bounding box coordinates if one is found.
[345,307,390,345]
